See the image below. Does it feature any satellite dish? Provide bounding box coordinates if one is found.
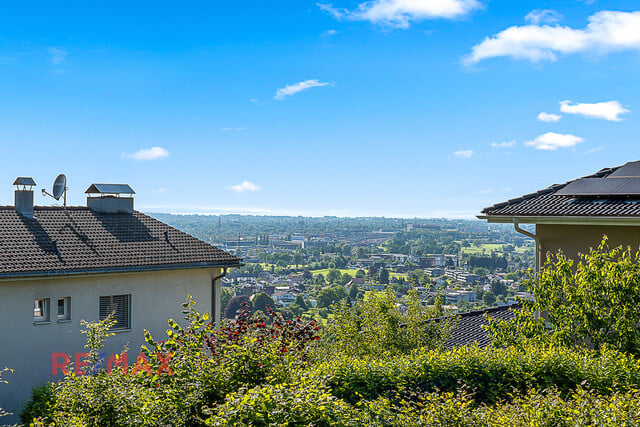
[52,174,67,200]
[42,173,68,207]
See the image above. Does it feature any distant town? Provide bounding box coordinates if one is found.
[151,214,536,319]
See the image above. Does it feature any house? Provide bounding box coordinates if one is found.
[479,161,640,269]
[0,178,241,421]
[434,305,521,348]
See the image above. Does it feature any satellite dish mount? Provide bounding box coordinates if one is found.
[42,174,68,207]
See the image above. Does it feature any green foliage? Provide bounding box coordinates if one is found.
[489,237,640,354]
[322,344,640,406]
[80,315,116,369]
[252,292,274,313]
[20,383,55,425]
[205,376,356,426]
[318,290,452,358]
[316,285,347,308]
[0,367,12,420]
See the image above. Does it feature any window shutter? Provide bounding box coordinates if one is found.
[99,295,130,329]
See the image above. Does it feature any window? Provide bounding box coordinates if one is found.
[99,294,131,330]
[34,298,50,323]
[57,297,71,321]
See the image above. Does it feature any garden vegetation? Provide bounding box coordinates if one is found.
[15,237,640,426]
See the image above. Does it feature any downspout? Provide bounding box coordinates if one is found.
[512,218,539,275]
[212,268,228,330]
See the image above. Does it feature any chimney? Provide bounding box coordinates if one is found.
[13,177,36,218]
[85,183,135,214]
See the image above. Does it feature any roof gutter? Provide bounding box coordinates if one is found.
[512,218,539,274]
[0,260,243,282]
[212,268,228,330]
[477,214,640,226]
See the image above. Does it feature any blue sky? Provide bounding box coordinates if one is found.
[1,0,639,217]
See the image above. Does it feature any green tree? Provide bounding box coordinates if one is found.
[221,288,234,312]
[355,269,366,278]
[491,238,640,353]
[326,268,341,284]
[349,284,359,301]
[252,292,275,313]
[293,294,307,310]
[379,268,390,284]
[483,291,496,306]
[491,280,507,297]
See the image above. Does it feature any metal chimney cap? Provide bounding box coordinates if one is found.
[85,183,135,195]
[13,177,36,187]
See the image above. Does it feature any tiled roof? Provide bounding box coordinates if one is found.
[481,161,640,217]
[434,305,520,348]
[0,206,241,278]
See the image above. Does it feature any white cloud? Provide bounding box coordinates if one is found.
[250,98,260,103]
[454,149,474,158]
[466,10,640,63]
[221,127,245,131]
[228,181,261,193]
[525,9,562,25]
[152,188,166,194]
[524,132,583,150]
[537,112,562,122]
[324,29,338,36]
[318,0,482,29]
[491,140,516,148]
[48,47,67,65]
[273,79,332,100]
[123,147,170,161]
[559,100,629,121]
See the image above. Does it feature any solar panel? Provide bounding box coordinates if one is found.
[85,183,135,195]
[614,177,640,195]
[608,161,640,178]
[555,178,630,196]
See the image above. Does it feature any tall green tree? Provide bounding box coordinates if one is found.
[488,237,640,354]
[252,292,275,313]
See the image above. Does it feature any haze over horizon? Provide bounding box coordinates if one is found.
[1,1,638,218]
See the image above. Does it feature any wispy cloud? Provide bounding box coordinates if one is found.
[318,0,482,29]
[123,147,170,161]
[323,29,338,36]
[559,100,629,121]
[274,79,332,100]
[152,188,166,194]
[537,112,562,122]
[525,9,562,25]
[221,127,245,131]
[490,140,516,148]
[48,47,67,65]
[525,132,583,150]
[584,146,604,155]
[228,181,261,193]
[466,10,640,64]
[454,149,474,158]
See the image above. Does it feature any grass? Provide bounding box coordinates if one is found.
[459,243,532,255]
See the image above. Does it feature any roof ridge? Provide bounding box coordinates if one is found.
[480,163,624,214]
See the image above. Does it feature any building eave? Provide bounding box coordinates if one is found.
[477,214,640,226]
[0,260,244,282]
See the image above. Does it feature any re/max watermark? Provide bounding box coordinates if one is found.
[52,352,174,376]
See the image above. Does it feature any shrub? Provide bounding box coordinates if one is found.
[205,376,357,426]
[322,344,640,405]
[20,383,56,425]
[318,290,453,358]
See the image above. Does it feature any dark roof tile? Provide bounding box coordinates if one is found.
[0,206,241,277]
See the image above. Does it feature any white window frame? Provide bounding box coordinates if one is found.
[34,298,50,323]
[57,297,71,322]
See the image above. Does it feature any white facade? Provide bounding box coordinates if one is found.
[0,266,222,422]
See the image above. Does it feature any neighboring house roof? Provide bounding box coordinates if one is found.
[0,206,241,278]
[480,161,640,220]
[434,305,520,349]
